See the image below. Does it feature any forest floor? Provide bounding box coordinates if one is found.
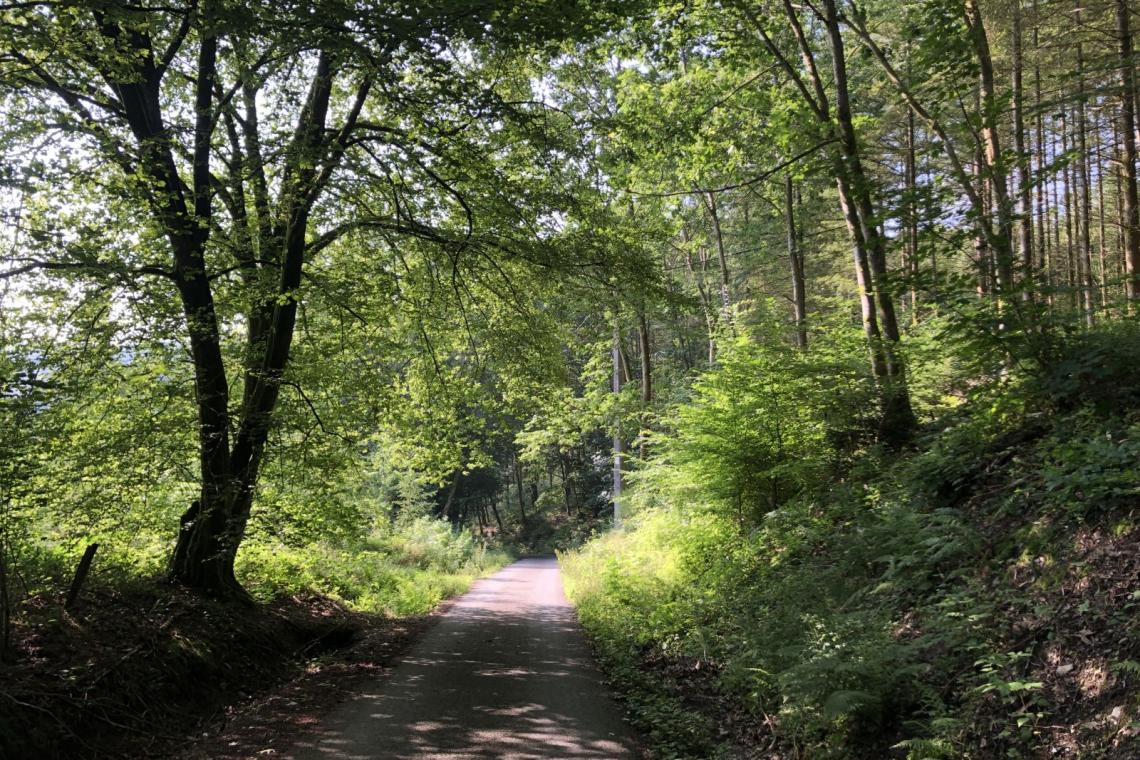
[1,583,445,759]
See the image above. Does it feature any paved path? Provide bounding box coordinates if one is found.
[291,557,639,759]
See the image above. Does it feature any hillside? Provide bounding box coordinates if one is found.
[564,325,1140,758]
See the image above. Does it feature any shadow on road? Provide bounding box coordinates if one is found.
[290,558,637,760]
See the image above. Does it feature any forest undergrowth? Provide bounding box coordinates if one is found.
[1,511,509,759]
[563,320,1140,760]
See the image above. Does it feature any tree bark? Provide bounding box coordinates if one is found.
[513,455,527,526]
[489,498,504,533]
[965,0,1015,297]
[1033,0,1048,282]
[1096,112,1109,312]
[1074,8,1095,326]
[904,108,920,323]
[612,321,624,527]
[786,174,808,348]
[1115,0,1140,302]
[0,537,11,662]
[637,310,652,459]
[1062,110,1078,309]
[821,0,914,441]
[703,191,733,322]
[171,51,341,594]
[1011,1,1034,294]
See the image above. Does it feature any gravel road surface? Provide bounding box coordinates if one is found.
[290,557,639,759]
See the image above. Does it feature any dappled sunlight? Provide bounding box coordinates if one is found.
[290,558,637,759]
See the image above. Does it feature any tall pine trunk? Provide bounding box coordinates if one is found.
[1115,0,1140,302]
[1012,1,1034,295]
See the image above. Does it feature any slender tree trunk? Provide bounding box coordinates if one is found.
[489,498,504,533]
[1062,110,1078,309]
[1117,120,1130,302]
[638,312,652,404]
[637,311,652,459]
[1050,121,1063,298]
[904,109,920,323]
[1033,0,1048,282]
[612,321,623,527]
[822,0,914,442]
[786,174,809,348]
[683,228,717,364]
[618,336,633,386]
[513,456,527,526]
[0,537,10,663]
[1074,10,1096,326]
[1012,1,1034,295]
[1116,0,1140,302]
[974,141,993,297]
[704,191,733,322]
[1096,111,1110,312]
[965,0,1015,297]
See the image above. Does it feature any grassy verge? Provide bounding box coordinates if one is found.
[237,516,511,616]
[2,514,510,759]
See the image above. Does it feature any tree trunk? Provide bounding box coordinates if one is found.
[822,0,914,442]
[683,226,717,364]
[1074,9,1095,327]
[612,321,624,527]
[0,537,11,663]
[560,457,572,516]
[1049,121,1063,297]
[703,191,733,322]
[1116,0,1140,302]
[904,109,920,323]
[638,312,652,404]
[786,174,808,348]
[1118,120,1130,302]
[974,140,993,298]
[1011,1,1034,294]
[637,311,652,459]
[965,0,1015,297]
[1033,0,1048,283]
[171,52,338,596]
[513,456,527,526]
[1096,111,1110,312]
[1062,110,1078,309]
[489,498,504,533]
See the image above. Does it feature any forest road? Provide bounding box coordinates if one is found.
[290,556,640,759]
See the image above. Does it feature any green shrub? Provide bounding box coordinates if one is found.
[236,519,509,616]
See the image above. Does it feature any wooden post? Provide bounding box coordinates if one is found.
[65,543,99,611]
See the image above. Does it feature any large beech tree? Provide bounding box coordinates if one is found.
[0,0,636,594]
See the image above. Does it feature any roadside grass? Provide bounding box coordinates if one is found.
[562,326,1140,759]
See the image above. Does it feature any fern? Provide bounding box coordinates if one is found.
[893,736,958,759]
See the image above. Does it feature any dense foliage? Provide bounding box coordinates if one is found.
[565,321,1140,758]
[3,0,1140,757]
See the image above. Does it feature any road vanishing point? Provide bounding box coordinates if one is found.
[292,557,640,759]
